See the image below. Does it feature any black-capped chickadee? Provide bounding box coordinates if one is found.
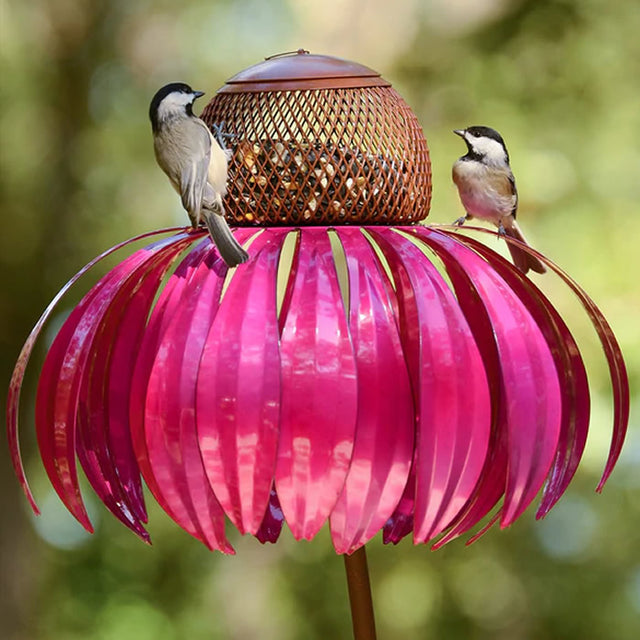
[149,82,248,267]
[452,126,546,275]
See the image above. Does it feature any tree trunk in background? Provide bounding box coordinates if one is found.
[0,2,113,637]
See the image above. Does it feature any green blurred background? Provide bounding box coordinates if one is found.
[1,0,638,638]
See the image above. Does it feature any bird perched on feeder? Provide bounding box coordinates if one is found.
[452,126,546,275]
[149,82,249,267]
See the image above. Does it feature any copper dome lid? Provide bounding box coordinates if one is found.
[219,49,392,92]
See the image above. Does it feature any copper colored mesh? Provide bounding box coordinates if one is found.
[200,86,431,226]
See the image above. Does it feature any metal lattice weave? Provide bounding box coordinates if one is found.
[201,87,431,226]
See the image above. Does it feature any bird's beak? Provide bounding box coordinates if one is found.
[453,129,466,138]
[193,91,205,99]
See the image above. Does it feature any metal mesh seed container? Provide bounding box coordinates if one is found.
[200,50,431,226]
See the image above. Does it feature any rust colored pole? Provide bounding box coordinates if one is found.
[343,546,377,640]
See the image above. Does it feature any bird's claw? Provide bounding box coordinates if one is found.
[210,121,238,150]
[453,216,467,227]
[497,221,506,237]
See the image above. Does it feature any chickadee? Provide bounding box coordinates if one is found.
[452,126,546,275]
[149,82,248,267]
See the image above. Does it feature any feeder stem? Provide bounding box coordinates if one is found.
[343,546,377,640]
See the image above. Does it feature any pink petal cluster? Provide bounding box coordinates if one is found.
[7,226,628,554]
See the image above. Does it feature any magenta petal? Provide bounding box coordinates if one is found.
[144,244,232,549]
[415,229,563,528]
[329,228,414,554]
[162,245,235,552]
[197,229,286,535]
[101,265,163,524]
[382,478,416,545]
[37,287,102,532]
[255,485,285,543]
[78,249,179,527]
[447,226,628,492]
[232,228,263,246]
[7,227,184,514]
[129,241,209,527]
[181,250,238,553]
[404,231,509,547]
[36,233,192,531]
[444,232,590,517]
[370,229,492,542]
[377,232,422,546]
[277,231,301,336]
[276,228,358,540]
[75,253,180,541]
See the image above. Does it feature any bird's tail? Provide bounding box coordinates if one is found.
[202,203,249,268]
[503,221,547,275]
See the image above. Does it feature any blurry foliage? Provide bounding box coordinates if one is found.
[1,0,638,639]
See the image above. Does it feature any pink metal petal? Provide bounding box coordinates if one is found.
[442,226,629,492]
[144,244,228,548]
[76,248,180,532]
[103,260,171,523]
[276,228,358,540]
[155,244,236,552]
[129,231,260,531]
[329,228,414,554]
[129,242,209,529]
[138,223,259,544]
[137,226,257,548]
[413,228,563,529]
[446,232,590,517]
[382,477,416,545]
[197,229,286,535]
[403,230,509,548]
[277,231,301,335]
[6,227,184,514]
[370,228,492,543]
[180,248,239,552]
[37,288,102,532]
[36,233,192,531]
[256,485,285,543]
[376,235,421,546]
[74,253,180,541]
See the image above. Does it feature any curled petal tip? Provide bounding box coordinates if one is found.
[80,517,95,535]
[27,495,41,516]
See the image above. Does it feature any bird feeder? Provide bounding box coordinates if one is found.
[200,49,431,226]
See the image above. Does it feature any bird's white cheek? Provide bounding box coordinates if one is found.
[157,93,194,121]
[470,137,508,165]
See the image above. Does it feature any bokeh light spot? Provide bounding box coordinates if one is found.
[95,596,176,640]
[377,562,442,631]
[535,496,598,560]
[30,490,99,550]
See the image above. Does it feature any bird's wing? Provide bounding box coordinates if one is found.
[482,168,518,217]
[179,123,212,224]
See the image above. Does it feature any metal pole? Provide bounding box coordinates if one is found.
[343,546,377,640]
